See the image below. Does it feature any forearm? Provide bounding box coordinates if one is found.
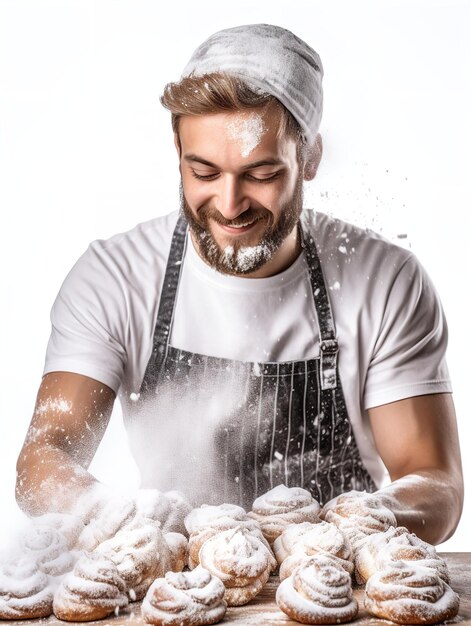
[373,469,463,545]
[15,442,113,521]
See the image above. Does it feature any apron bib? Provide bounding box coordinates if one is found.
[135,212,376,508]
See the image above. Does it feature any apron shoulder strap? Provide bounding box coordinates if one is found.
[140,212,188,395]
[299,211,339,391]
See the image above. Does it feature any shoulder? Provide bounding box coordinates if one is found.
[66,210,180,286]
[303,209,411,264]
[86,210,180,265]
[55,210,180,309]
[301,209,417,286]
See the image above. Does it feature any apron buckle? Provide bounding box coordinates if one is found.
[320,338,339,390]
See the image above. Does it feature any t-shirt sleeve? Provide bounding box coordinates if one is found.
[363,252,452,409]
[43,241,128,394]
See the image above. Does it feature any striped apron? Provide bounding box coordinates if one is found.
[136,211,376,509]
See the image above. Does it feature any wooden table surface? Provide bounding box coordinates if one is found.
[2,552,470,625]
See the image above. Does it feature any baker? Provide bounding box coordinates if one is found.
[16,24,463,544]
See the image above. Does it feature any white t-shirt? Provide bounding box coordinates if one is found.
[43,209,452,488]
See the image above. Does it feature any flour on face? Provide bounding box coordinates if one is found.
[223,242,273,274]
[226,112,267,158]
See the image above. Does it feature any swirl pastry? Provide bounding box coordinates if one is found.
[320,490,397,556]
[273,521,353,580]
[162,490,193,535]
[21,525,77,577]
[53,552,128,621]
[94,518,173,601]
[142,566,226,625]
[165,532,189,572]
[248,484,321,544]
[185,503,249,534]
[77,496,138,551]
[281,551,355,584]
[31,513,85,549]
[356,526,449,585]
[276,553,358,624]
[135,489,192,536]
[199,527,273,606]
[365,560,459,624]
[185,503,273,569]
[0,559,54,619]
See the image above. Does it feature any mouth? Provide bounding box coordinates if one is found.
[216,218,261,235]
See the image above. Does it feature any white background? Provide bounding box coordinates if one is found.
[0,0,469,550]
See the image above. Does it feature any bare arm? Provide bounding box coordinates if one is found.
[16,371,116,519]
[367,392,464,544]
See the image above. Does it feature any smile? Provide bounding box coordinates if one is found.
[217,219,260,234]
[229,221,255,229]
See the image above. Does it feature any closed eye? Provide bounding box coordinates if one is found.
[190,170,281,183]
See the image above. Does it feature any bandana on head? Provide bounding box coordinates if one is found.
[181,23,324,147]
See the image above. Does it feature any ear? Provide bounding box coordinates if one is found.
[303,133,323,181]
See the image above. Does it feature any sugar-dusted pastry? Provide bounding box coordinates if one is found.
[53,552,128,621]
[31,512,85,549]
[94,517,174,601]
[365,560,459,624]
[77,496,138,551]
[281,551,355,583]
[248,484,321,544]
[162,490,193,535]
[135,489,192,536]
[165,532,189,572]
[276,553,358,624]
[185,503,272,569]
[142,566,226,626]
[356,525,449,585]
[0,559,54,620]
[185,503,249,535]
[199,527,273,606]
[21,525,77,577]
[320,490,397,556]
[273,521,353,579]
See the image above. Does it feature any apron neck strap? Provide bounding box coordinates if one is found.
[150,212,188,347]
[151,210,339,391]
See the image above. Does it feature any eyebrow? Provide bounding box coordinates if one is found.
[183,154,285,170]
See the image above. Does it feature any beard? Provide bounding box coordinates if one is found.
[180,173,304,276]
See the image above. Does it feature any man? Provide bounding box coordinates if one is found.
[16,24,463,544]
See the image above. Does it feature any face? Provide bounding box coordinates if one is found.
[176,105,306,278]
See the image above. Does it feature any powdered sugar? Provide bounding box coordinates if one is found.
[185,503,247,534]
[252,485,316,514]
[365,560,460,623]
[248,484,321,544]
[356,525,449,585]
[199,526,273,583]
[142,566,226,623]
[276,553,358,622]
[94,518,169,589]
[0,559,54,619]
[21,526,76,577]
[274,520,352,568]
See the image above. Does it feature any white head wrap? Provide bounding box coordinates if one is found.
[181,23,324,147]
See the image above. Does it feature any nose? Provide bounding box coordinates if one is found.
[214,174,250,220]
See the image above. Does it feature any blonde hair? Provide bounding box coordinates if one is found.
[160,72,308,163]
